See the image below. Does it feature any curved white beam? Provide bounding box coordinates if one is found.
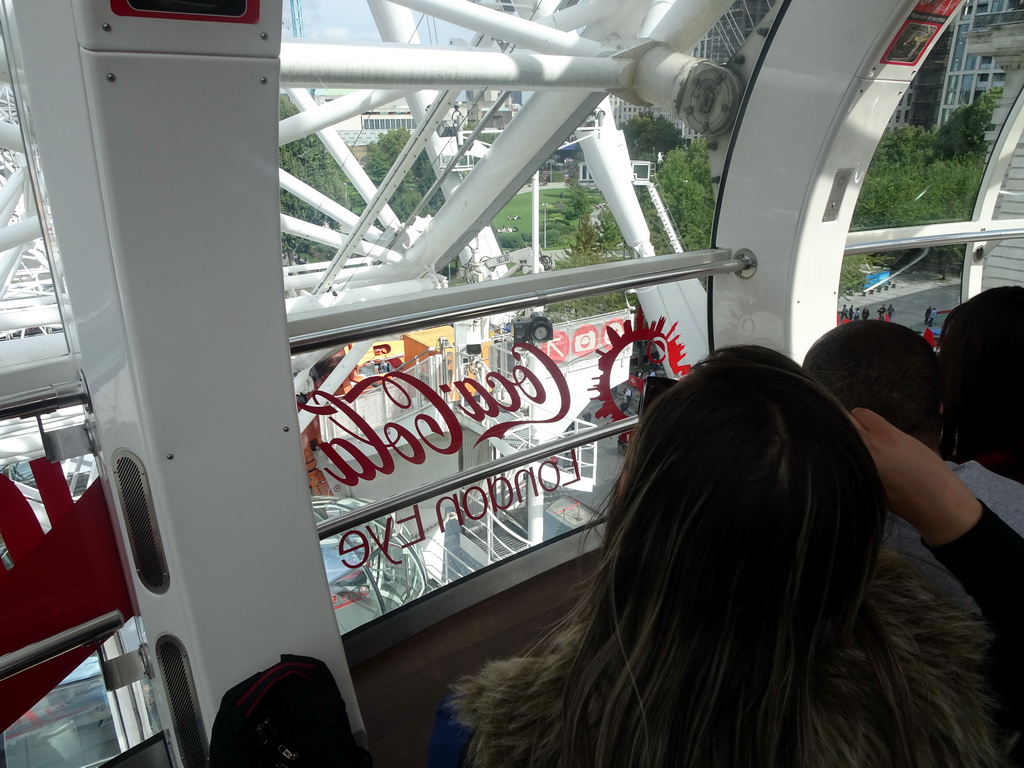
[537,0,621,32]
[279,169,382,237]
[0,215,41,252]
[367,0,505,266]
[284,88,401,231]
[280,214,403,264]
[0,167,25,223]
[0,120,24,153]
[280,43,631,91]
[385,0,602,56]
[278,87,410,145]
[645,0,736,53]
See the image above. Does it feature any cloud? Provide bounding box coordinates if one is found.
[320,26,354,41]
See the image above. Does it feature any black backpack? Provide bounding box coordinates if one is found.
[209,654,372,767]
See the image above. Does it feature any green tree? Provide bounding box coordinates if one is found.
[361,127,445,222]
[637,191,673,255]
[278,96,353,262]
[933,87,1002,160]
[547,214,628,320]
[596,208,623,254]
[868,125,935,167]
[565,184,596,221]
[838,253,884,297]
[656,138,716,251]
[848,114,989,284]
[622,112,685,162]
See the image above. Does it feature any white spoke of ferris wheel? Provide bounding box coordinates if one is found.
[0,119,23,153]
[367,0,504,266]
[279,87,411,145]
[279,169,384,238]
[575,103,657,258]
[0,242,27,295]
[0,299,58,332]
[280,214,403,264]
[368,0,476,189]
[0,215,41,254]
[387,0,602,56]
[280,43,632,91]
[404,89,602,272]
[283,88,401,231]
[644,0,737,52]
[0,166,25,221]
[314,89,460,292]
[285,267,420,299]
[531,0,620,31]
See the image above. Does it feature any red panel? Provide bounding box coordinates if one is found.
[110,0,260,24]
[0,481,134,732]
[0,476,45,562]
[29,457,73,526]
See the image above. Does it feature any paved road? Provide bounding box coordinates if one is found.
[839,275,962,333]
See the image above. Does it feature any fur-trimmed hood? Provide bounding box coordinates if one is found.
[452,550,1014,768]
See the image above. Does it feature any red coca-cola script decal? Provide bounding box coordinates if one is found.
[593,314,689,420]
[300,343,570,487]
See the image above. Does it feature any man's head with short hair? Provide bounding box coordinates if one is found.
[803,320,942,452]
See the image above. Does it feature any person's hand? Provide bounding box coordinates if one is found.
[850,407,981,547]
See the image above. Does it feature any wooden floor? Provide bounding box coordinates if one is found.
[350,551,598,768]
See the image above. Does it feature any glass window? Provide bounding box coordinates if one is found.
[992,0,1005,10]
[946,75,959,105]
[980,56,993,69]
[965,53,977,71]
[298,299,705,630]
[951,30,967,70]
[960,74,974,104]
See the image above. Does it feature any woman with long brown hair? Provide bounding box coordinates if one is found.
[430,346,1014,768]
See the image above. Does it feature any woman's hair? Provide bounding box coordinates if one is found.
[555,345,914,767]
[938,286,1024,481]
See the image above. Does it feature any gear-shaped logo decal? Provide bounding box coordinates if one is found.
[592,312,690,421]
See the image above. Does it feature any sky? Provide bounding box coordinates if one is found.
[281,0,469,44]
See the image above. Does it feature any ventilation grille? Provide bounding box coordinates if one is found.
[112,449,170,593]
[156,635,208,768]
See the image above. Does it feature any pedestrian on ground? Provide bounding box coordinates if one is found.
[888,304,895,319]
[925,306,933,326]
[861,307,870,321]
[928,308,938,327]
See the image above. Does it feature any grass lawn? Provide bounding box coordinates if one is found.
[491,188,572,238]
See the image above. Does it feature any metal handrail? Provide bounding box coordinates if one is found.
[0,610,124,682]
[0,380,86,422]
[290,248,744,355]
[316,416,635,539]
[844,225,1024,255]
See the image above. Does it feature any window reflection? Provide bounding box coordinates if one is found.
[960,74,975,104]
[946,75,960,105]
